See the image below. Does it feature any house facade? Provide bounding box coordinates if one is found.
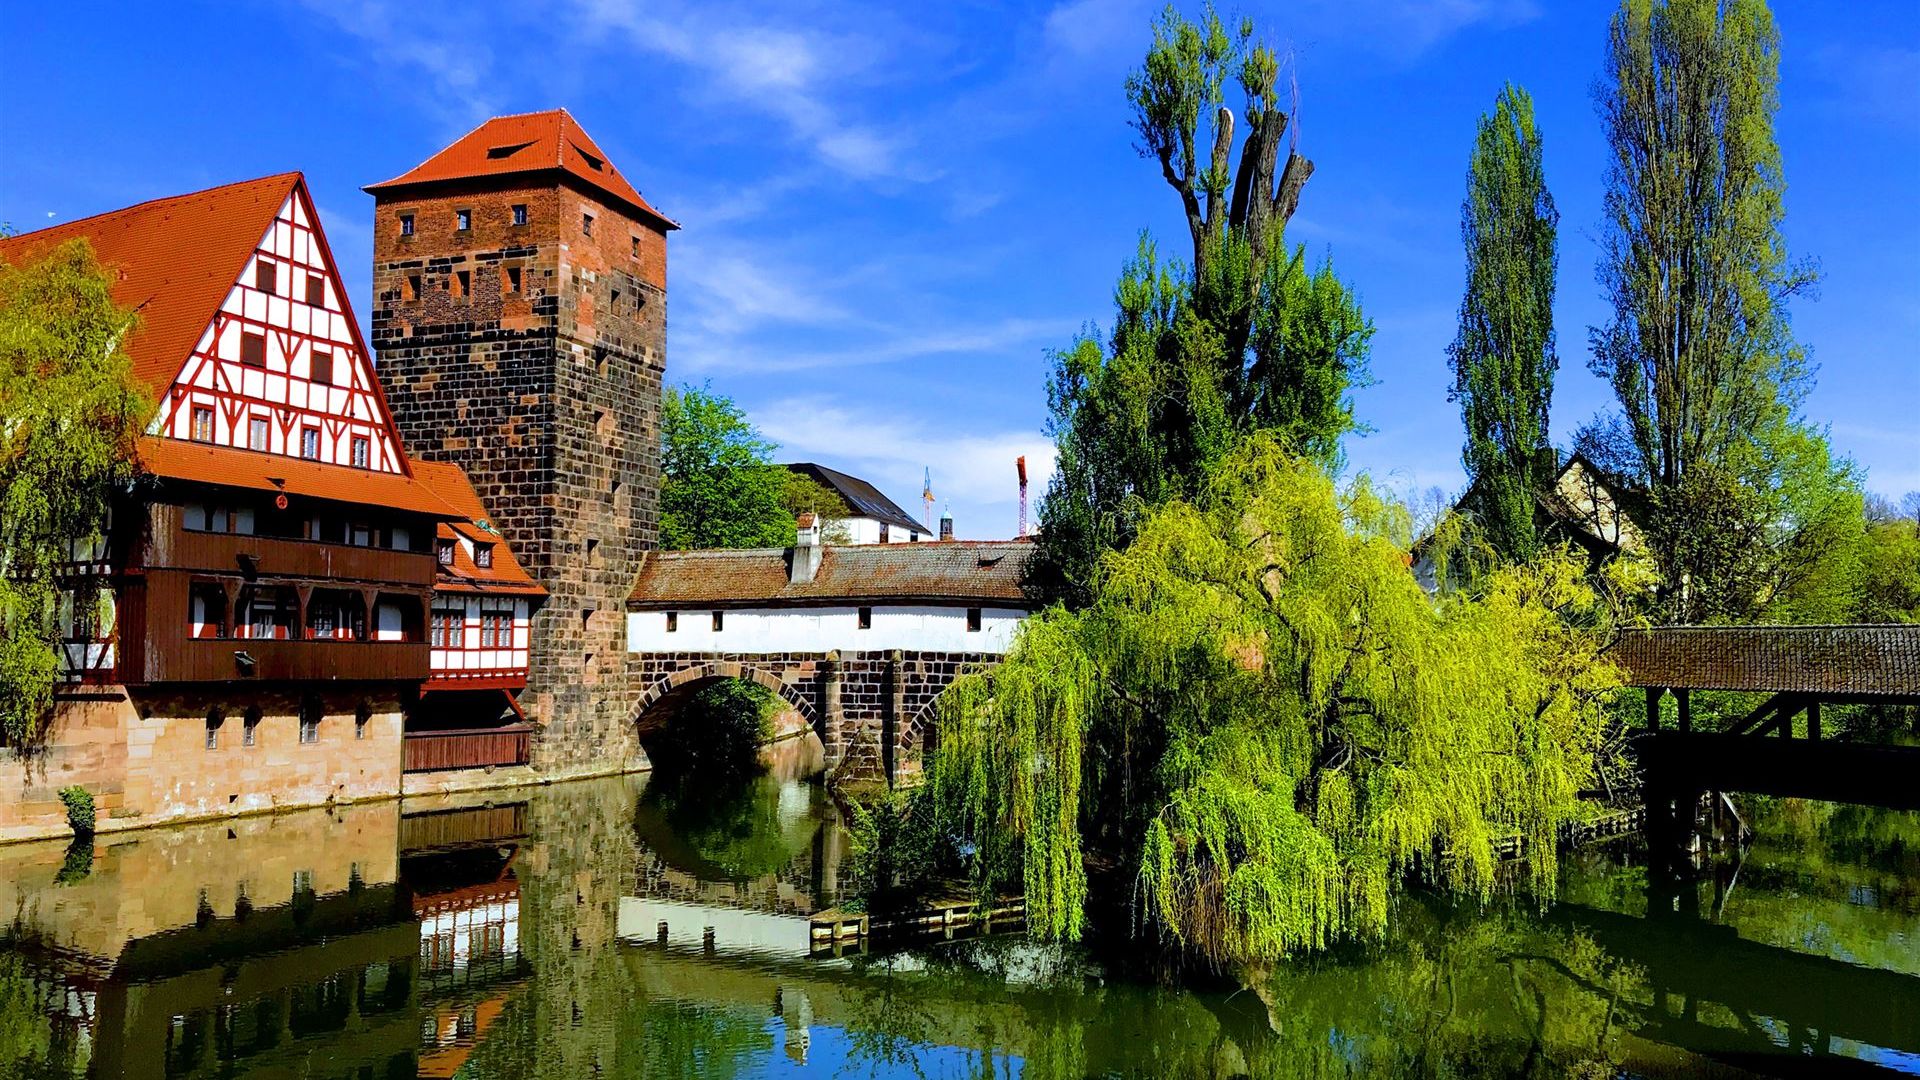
[784,462,931,544]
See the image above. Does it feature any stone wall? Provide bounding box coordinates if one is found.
[370,178,668,777]
[0,685,405,843]
[629,650,1000,785]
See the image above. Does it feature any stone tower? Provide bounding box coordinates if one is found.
[366,110,675,774]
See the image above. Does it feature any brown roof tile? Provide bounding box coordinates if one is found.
[364,109,676,229]
[1613,625,1920,696]
[0,174,301,392]
[628,541,1032,609]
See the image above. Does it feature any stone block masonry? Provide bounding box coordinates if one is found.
[372,177,669,777]
[630,650,1001,785]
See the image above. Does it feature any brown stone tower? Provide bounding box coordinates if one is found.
[366,110,675,774]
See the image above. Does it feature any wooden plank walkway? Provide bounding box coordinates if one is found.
[808,896,1027,957]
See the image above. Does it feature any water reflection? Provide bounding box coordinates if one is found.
[0,773,1914,1078]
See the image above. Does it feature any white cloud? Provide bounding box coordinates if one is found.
[759,395,1056,540]
[295,0,500,124]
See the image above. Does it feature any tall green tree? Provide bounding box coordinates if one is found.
[885,437,1620,971]
[657,384,793,551]
[0,240,150,744]
[1449,84,1559,562]
[1587,0,1858,621]
[1033,5,1373,606]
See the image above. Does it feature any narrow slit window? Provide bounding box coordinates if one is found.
[858,607,872,630]
[454,270,471,298]
[966,607,982,632]
[665,611,677,633]
[506,266,522,294]
[630,235,640,258]
[711,610,724,632]
[581,212,594,236]
[404,274,421,302]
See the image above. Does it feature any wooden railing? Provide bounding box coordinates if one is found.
[400,802,529,852]
[404,725,532,773]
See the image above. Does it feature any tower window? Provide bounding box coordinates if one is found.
[404,274,421,302]
[585,538,598,565]
[581,212,594,236]
[506,266,522,294]
[240,332,266,367]
[399,213,414,237]
[630,235,639,258]
[512,204,528,226]
[455,208,471,231]
[306,274,327,307]
[255,261,276,294]
[191,406,214,442]
[454,270,471,298]
[310,350,334,385]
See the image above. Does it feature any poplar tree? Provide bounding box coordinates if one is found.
[1449,84,1558,562]
[1033,5,1373,606]
[1588,0,1858,620]
[0,240,150,744]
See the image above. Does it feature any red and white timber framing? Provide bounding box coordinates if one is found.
[151,188,405,473]
[429,596,533,691]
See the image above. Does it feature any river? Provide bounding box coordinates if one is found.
[0,757,1914,1078]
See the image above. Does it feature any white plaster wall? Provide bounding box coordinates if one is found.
[627,604,1027,654]
[831,516,926,544]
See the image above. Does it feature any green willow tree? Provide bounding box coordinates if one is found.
[1032,5,1373,607]
[0,240,149,744]
[1587,0,1860,621]
[1449,84,1559,563]
[658,384,795,551]
[898,437,1620,972]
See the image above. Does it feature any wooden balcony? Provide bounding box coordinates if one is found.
[147,637,430,684]
[403,725,532,773]
[153,528,437,588]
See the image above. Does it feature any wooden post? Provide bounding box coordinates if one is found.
[1807,699,1821,741]
[1646,686,1665,732]
[1676,688,1691,733]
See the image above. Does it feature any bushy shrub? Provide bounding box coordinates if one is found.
[57,785,95,835]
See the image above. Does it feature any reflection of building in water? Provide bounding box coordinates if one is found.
[0,801,422,1078]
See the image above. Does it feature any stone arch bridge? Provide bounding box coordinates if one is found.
[624,530,1035,785]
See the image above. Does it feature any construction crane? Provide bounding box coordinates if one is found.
[922,467,935,532]
[1016,456,1028,538]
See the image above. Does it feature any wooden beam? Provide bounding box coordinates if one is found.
[1647,686,1665,732]
[1676,688,1692,733]
[1808,699,1821,742]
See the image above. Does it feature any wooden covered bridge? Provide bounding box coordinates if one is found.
[1613,624,1920,813]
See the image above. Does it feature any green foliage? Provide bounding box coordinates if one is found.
[1033,5,1372,607]
[904,438,1621,970]
[0,240,150,744]
[57,785,94,835]
[1586,0,1857,622]
[1449,84,1559,563]
[1855,497,1920,623]
[780,471,853,543]
[658,384,793,551]
[643,678,778,783]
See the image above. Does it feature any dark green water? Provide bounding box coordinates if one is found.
[0,769,1914,1078]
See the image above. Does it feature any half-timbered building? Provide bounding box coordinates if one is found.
[0,173,535,839]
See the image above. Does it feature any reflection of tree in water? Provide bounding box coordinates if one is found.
[0,952,88,1079]
[639,774,822,883]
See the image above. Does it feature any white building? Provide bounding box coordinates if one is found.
[784,462,931,544]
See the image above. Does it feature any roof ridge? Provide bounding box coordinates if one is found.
[0,172,302,246]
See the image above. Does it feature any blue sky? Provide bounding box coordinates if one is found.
[4,1,1915,538]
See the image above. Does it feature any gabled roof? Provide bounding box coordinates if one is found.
[409,459,545,597]
[139,438,463,518]
[628,541,1032,609]
[785,462,927,536]
[363,109,677,230]
[0,173,302,392]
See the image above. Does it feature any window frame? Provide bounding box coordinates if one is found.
[664,611,678,633]
[511,204,528,226]
[305,274,327,308]
[455,208,472,232]
[858,606,872,630]
[255,260,276,294]
[474,543,494,569]
[398,212,415,237]
[966,607,983,633]
[300,426,320,460]
[581,212,594,236]
[310,349,333,385]
[350,436,370,469]
[248,416,270,452]
[191,405,215,443]
[239,331,267,368]
[711,609,724,632]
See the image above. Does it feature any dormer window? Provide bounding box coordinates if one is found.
[474,543,494,569]
[436,540,454,566]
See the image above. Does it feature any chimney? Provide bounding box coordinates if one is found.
[939,504,954,541]
[791,513,823,584]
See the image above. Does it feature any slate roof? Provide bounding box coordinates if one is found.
[628,541,1033,609]
[1612,625,1920,696]
[785,462,927,536]
[364,109,676,230]
[139,438,464,519]
[0,173,303,392]
[409,460,545,597]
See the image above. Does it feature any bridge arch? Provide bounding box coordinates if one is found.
[631,661,819,740]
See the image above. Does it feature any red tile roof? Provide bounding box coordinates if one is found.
[628,541,1033,609]
[139,437,464,519]
[408,460,545,596]
[0,174,301,393]
[364,109,676,230]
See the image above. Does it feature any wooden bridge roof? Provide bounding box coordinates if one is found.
[628,541,1032,610]
[1612,624,1920,696]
